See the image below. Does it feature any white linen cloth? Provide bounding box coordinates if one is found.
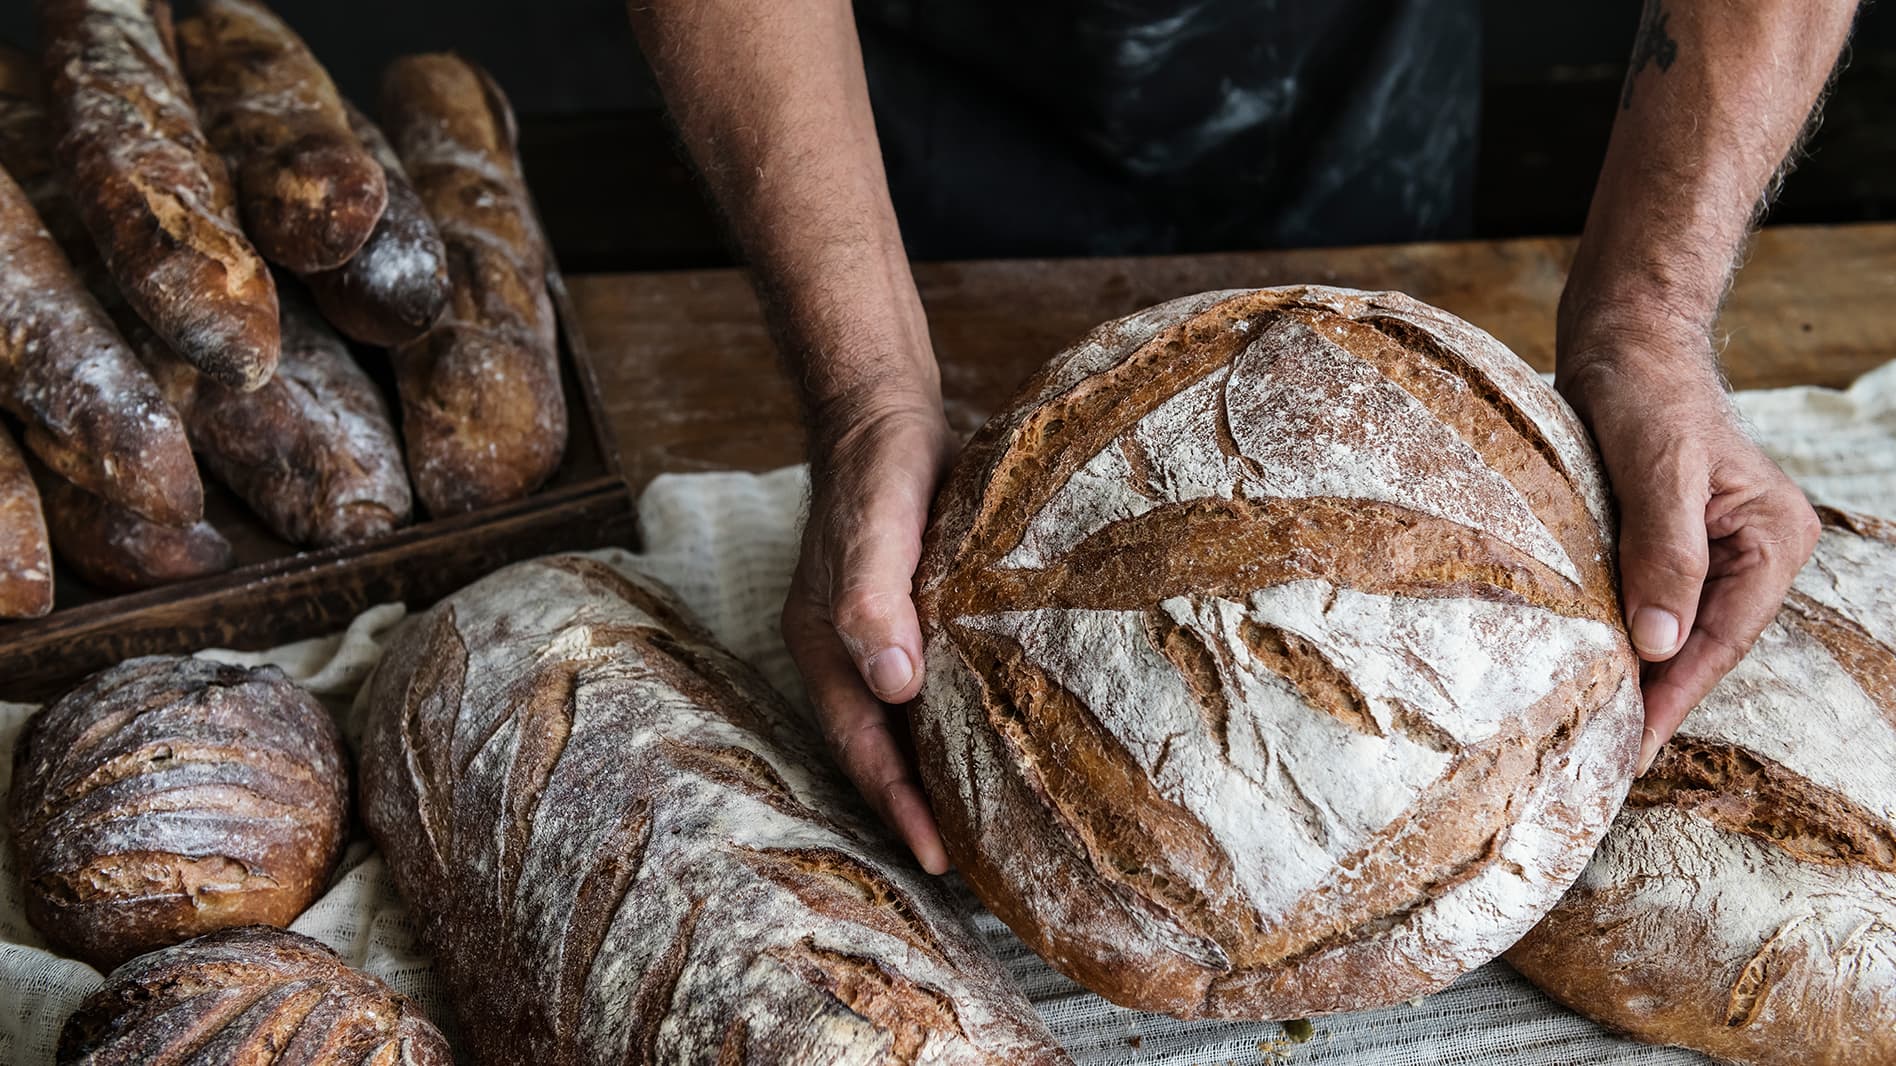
[4,358,1894,1065]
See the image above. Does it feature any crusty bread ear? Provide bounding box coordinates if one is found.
[39,0,280,391]
[1507,507,1896,1066]
[358,555,1069,1064]
[914,285,1643,1019]
[379,53,565,517]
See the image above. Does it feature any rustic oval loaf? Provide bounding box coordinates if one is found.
[58,926,453,1065]
[914,285,1644,1018]
[7,656,349,969]
[1507,506,1896,1066]
[359,555,1067,1065]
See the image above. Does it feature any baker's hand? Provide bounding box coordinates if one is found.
[1558,350,1820,775]
[782,396,956,873]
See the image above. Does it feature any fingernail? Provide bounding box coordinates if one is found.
[865,647,914,700]
[1635,727,1661,776]
[1630,607,1681,657]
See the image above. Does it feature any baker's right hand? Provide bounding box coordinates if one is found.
[781,395,957,874]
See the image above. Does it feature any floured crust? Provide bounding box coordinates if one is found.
[380,53,565,517]
[176,0,387,273]
[57,926,452,1065]
[0,422,53,617]
[305,101,451,346]
[40,473,232,592]
[1507,508,1896,1066]
[358,555,1068,1065]
[6,656,349,970]
[40,0,280,391]
[0,161,201,526]
[914,286,1642,1018]
[144,286,413,547]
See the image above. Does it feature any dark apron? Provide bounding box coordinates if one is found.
[858,0,1481,258]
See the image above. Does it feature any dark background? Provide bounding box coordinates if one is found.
[5,1,1892,270]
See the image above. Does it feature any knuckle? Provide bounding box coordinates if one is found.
[1631,540,1709,584]
[830,586,899,641]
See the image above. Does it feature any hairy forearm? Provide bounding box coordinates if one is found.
[627,1,936,426]
[1560,0,1856,375]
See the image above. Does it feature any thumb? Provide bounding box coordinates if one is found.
[1614,471,1710,663]
[826,480,933,706]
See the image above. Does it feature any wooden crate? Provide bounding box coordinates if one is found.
[0,273,634,703]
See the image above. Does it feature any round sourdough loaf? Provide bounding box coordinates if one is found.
[1507,507,1896,1066]
[58,926,452,1064]
[914,285,1644,1018]
[7,656,348,969]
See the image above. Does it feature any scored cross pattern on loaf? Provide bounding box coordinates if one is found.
[1508,507,1896,1066]
[359,555,1067,1065]
[915,286,1644,1019]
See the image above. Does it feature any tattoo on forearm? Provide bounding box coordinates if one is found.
[1621,1,1679,109]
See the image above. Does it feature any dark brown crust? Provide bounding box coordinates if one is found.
[379,53,565,516]
[914,288,1638,1018]
[0,422,54,617]
[357,555,1067,1064]
[7,656,349,969]
[304,101,450,346]
[39,472,231,591]
[175,0,387,273]
[0,162,202,525]
[142,284,414,547]
[56,926,453,1065]
[40,0,280,390]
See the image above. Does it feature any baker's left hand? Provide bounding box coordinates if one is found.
[1557,335,1820,775]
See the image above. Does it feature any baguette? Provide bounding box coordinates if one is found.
[40,473,232,592]
[0,163,203,526]
[176,0,387,273]
[143,284,412,547]
[59,927,453,1065]
[0,422,53,618]
[359,555,1068,1064]
[379,54,565,516]
[39,0,280,390]
[304,102,449,346]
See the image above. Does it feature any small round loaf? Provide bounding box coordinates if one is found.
[914,286,1644,1018]
[1507,507,1896,1066]
[58,925,453,1065]
[8,656,348,970]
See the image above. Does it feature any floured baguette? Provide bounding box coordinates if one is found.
[379,53,565,516]
[39,0,280,390]
[40,472,232,592]
[359,555,1069,1064]
[0,422,53,618]
[176,0,387,273]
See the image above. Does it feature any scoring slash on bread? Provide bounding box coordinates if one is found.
[359,555,1068,1064]
[7,655,349,970]
[0,423,53,618]
[1507,507,1896,1066]
[57,926,453,1065]
[914,286,1644,1019]
[39,473,233,592]
[0,163,203,527]
[379,53,566,517]
[176,0,387,274]
[305,102,450,347]
[38,0,280,391]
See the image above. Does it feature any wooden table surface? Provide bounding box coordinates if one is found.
[570,223,1896,493]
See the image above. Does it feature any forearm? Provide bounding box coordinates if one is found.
[1559,0,1856,379]
[628,0,936,429]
